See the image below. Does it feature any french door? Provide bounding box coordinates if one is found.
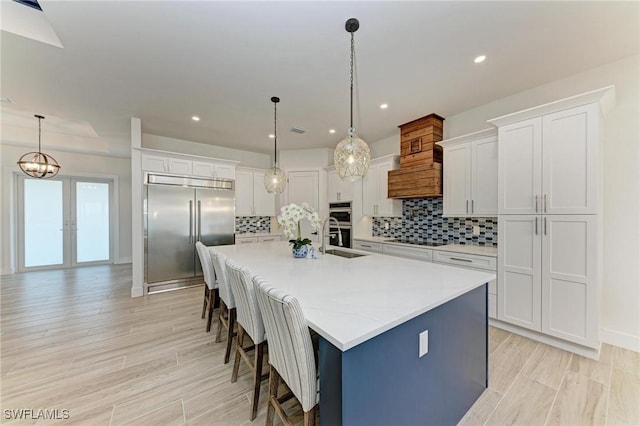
[17,175,114,271]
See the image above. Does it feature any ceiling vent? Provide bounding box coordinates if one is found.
[1,97,13,104]
[290,127,307,134]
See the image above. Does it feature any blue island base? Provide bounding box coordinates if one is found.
[319,284,488,426]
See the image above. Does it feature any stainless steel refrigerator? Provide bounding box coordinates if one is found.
[144,173,235,292]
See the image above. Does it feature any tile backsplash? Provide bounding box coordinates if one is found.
[235,216,271,234]
[372,198,497,246]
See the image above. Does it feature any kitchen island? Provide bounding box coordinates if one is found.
[214,241,495,426]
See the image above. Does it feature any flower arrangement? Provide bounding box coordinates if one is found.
[277,203,322,249]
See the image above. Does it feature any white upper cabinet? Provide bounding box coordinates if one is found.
[438,129,497,217]
[362,156,402,217]
[142,154,192,175]
[497,118,542,214]
[141,151,237,180]
[542,105,598,214]
[491,91,611,215]
[235,167,276,217]
[326,167,354,202]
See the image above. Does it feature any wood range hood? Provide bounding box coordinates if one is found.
[388,113,444,199]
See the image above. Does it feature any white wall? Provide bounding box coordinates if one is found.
[0,143,132,273]
[367,55,640,351]
[143,134,271,169]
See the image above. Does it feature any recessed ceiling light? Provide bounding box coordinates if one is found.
[192,116,200,121]
[329,129,336,134]
[380,103,388,109]
[268,134,275,138]
[474,55,486,64]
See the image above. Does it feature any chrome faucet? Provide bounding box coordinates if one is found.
[321,217,342,253]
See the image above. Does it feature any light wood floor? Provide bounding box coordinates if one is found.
[1,265,638,425]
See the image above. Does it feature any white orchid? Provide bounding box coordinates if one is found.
[277,203,322,248]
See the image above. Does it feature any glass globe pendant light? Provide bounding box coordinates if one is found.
[264,96,286,194]
[334,18,370,182]
[17,115,61,179]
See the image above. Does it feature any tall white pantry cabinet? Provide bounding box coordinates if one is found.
[488,86,615,357]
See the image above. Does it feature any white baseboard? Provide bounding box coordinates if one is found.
[601,327,640,352]
[115,257,132,265]
[489,319,601,360]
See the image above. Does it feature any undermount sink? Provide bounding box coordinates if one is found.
[324,248,368,259]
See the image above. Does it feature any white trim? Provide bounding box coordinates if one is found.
[436,128,497,148]
[600,327,640,353]
[487,85,615,127]
[136,147,240,167]
[489,318,601,360]
[115,257,132,265]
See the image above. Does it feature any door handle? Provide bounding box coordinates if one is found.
[466,200,469,214]
[535,195,539,213]
[544,217,547,235]
[450,257,473,263]
[535,217,538,235]
[188,200,193,243]
[197,200,202,242]
[471,200,474,214]
[544,194,547,213]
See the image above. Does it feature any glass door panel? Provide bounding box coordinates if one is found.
[75,181,110,263]
[23,179,64,268]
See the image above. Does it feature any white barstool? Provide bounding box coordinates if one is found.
[195,242,218,332]
[253,276,318,426]
[225,258,268,421]
[209,248,236,364]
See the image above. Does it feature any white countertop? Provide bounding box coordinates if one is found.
[354,236,498,257]
[213,241,495,351]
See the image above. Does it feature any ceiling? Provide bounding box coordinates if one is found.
[1,1,638,156]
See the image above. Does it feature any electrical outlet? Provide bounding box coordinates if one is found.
[384,222,390,230]
[419,330,429,357]
[473,225,480,236]
[256,220,261,227]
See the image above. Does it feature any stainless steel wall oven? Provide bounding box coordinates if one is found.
[329,202,352,248]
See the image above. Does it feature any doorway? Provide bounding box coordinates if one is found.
[17,175,114,271]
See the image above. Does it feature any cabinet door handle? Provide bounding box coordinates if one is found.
[466,200,469,214]
[197,200,202,242]
[535,195,539,213]
[360,244,372,248]
[337,192,341,201]
[544,194,547,213]
[188,200,193,243]
[544,217,547,235]
[471,199,474,214]
[535,217,538,235]
[450,257,473,263]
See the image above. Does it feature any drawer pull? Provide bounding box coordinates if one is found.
[450,257,473,263]
[360,244,372,248]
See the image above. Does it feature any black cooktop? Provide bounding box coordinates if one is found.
[384,239,446,247]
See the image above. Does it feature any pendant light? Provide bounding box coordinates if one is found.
[334,18,370,182]
[264,96,286,194]
[17,115,61,179]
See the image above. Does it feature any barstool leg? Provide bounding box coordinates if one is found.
[224,308,236,364]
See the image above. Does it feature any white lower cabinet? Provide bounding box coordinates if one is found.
[498,215,597,348]
[383,244,433,262]
[258,235,282,243]
[235,235,282,245]
[235,236,258,244]
[352,240,383,253]
[433,250,498,319]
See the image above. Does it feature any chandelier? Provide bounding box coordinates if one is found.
[17,114,61,179]
[334,18,370,182]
